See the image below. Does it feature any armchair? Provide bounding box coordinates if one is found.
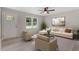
[35,34,58,51]
[22,31,32,41]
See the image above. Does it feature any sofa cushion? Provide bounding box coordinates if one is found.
[64,28,72,33]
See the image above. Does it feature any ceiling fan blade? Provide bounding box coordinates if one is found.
[48,9,55,11]
[39,10,43,11]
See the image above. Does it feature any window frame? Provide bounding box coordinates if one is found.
[25,16,38,29]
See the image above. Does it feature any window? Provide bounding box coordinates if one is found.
[26,17,38,29]
[26,17,31,26]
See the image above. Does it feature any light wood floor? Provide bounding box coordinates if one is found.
[1,38,79,51]
[2,38,36,51]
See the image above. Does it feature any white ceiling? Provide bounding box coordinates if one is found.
[8,7,79,16]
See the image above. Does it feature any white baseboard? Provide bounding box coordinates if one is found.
[2,36,22,40]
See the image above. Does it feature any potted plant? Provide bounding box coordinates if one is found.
[40,21,47,30]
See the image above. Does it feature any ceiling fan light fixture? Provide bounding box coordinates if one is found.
[39,7,55,15]
[41,11,49,15]
[44,11,47,14]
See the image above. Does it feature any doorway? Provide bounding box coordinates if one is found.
[2,10,18,40]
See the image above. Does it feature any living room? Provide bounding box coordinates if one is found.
[0,7,79,51]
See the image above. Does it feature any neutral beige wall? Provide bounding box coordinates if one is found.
[17,11,44,35]
[44,9,79,30]
[2,8,43,38]
[2,8,44,40]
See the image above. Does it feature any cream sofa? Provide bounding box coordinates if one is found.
[35,34,58,51]
[39,27,73,39]
[51,31,73,39]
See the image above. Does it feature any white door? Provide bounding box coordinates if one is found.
[2,12,18,39]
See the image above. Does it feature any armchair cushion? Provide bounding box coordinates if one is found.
[37,34,49,42]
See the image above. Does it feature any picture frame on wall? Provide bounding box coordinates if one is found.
[52,16,65,26]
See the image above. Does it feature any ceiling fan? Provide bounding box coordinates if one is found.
[39,7,55,14]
